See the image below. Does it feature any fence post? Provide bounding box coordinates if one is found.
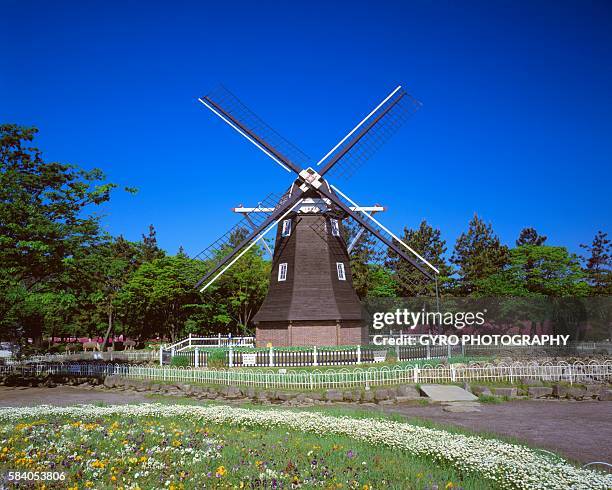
[447,343,452,359]
[194,348,199,368]
[188,333,192,348]
[413,366,419,383]
[395,344,400,362]
[218,333,221,347]
[229,346,234,368]
[159,347,163,366]
[313,346,318,367]
[451,365,456,382]
[357,345,361,365]
[269,346,274,367]
[426,344,431,360]
[461,340,465,357]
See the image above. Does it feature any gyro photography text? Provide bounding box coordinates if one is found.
[371,334,571,346]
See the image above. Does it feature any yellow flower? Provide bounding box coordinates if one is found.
[85,482,94,488]
[172,439,182,447]
[445,483,454,489]
[111,475,117,482]
[215,465,227,477]
[362,485,370,490]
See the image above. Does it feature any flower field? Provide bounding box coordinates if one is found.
[0,404,610,489]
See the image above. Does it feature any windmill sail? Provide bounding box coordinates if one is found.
[318,86,421,181]
[192,192,281,267]
[200,85,311,172]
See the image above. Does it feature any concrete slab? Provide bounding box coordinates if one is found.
[442,402,482,413]
[420,384,478,402]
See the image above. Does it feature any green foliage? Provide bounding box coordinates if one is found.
[452,213,509,294]
[206,349,227,368]
[580,231,611,295]
[387,220,452,296]
[170,355,191,367]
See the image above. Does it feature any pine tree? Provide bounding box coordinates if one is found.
[516,227,547,246]
[141,224,164,262]
[580,231,612,294]
[451,213,509,294]
[387,220,451,296]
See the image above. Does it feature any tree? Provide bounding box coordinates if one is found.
[0,124,123,344]
[387,220,452,297]
[118,255,204,342]
[140,224,165,262]
[451,213,509,295]
[516,227,547,246]
[204,247,270,335]
[580,231,611,294]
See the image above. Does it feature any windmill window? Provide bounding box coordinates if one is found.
[278,263,288,281]
[330,219,340,236]
[281,219,292,237]
[336,262,346,281]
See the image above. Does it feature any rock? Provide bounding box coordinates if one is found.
[396,385,420,399]
[103,375,117,389]
[528,386,553,398]
[361,390,374,403]
[584,385,603,398]
[395,396,418,404]
[442,402,481,413]
[256,391,269,401]
[491,387,517,398]
[553,384,586,399]
[343,391,359,402]
[462,382,472,393]
[521,378,543,386]
[325,389,344,402]
[276,392,295,401]
[309,392,323,401]
[374,389,389,401]
[378,399,395,405]
[471,386,492,397]
[223,386,242,399]
[597,389,612,401]
[150,383,161,392]
[245,387,256,399]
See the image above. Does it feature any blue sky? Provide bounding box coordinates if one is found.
[2,0,611,258]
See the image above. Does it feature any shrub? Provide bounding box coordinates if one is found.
[206,350,226,368]
[170,355,190,367]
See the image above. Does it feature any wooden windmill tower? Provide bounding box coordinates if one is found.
[194,85,439,347]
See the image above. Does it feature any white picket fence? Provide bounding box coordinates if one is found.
[174,344,464,368]
[5,360,611,390]
[165,334,255,353]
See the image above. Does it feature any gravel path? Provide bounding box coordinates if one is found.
[382,399,612,465]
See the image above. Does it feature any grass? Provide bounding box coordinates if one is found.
[0,411,494,489]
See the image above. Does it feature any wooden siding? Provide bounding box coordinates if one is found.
[253,212,363,324]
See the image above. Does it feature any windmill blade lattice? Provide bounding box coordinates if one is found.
[192,192,281,267]
[203,85,311,170]
[320,88,422,181]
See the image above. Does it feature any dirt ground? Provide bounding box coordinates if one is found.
[1,386,610,465]
[381,400,612,465]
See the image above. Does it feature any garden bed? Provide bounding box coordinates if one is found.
[0,404,610,489]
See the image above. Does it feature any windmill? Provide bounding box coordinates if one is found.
[194,84,439,347]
